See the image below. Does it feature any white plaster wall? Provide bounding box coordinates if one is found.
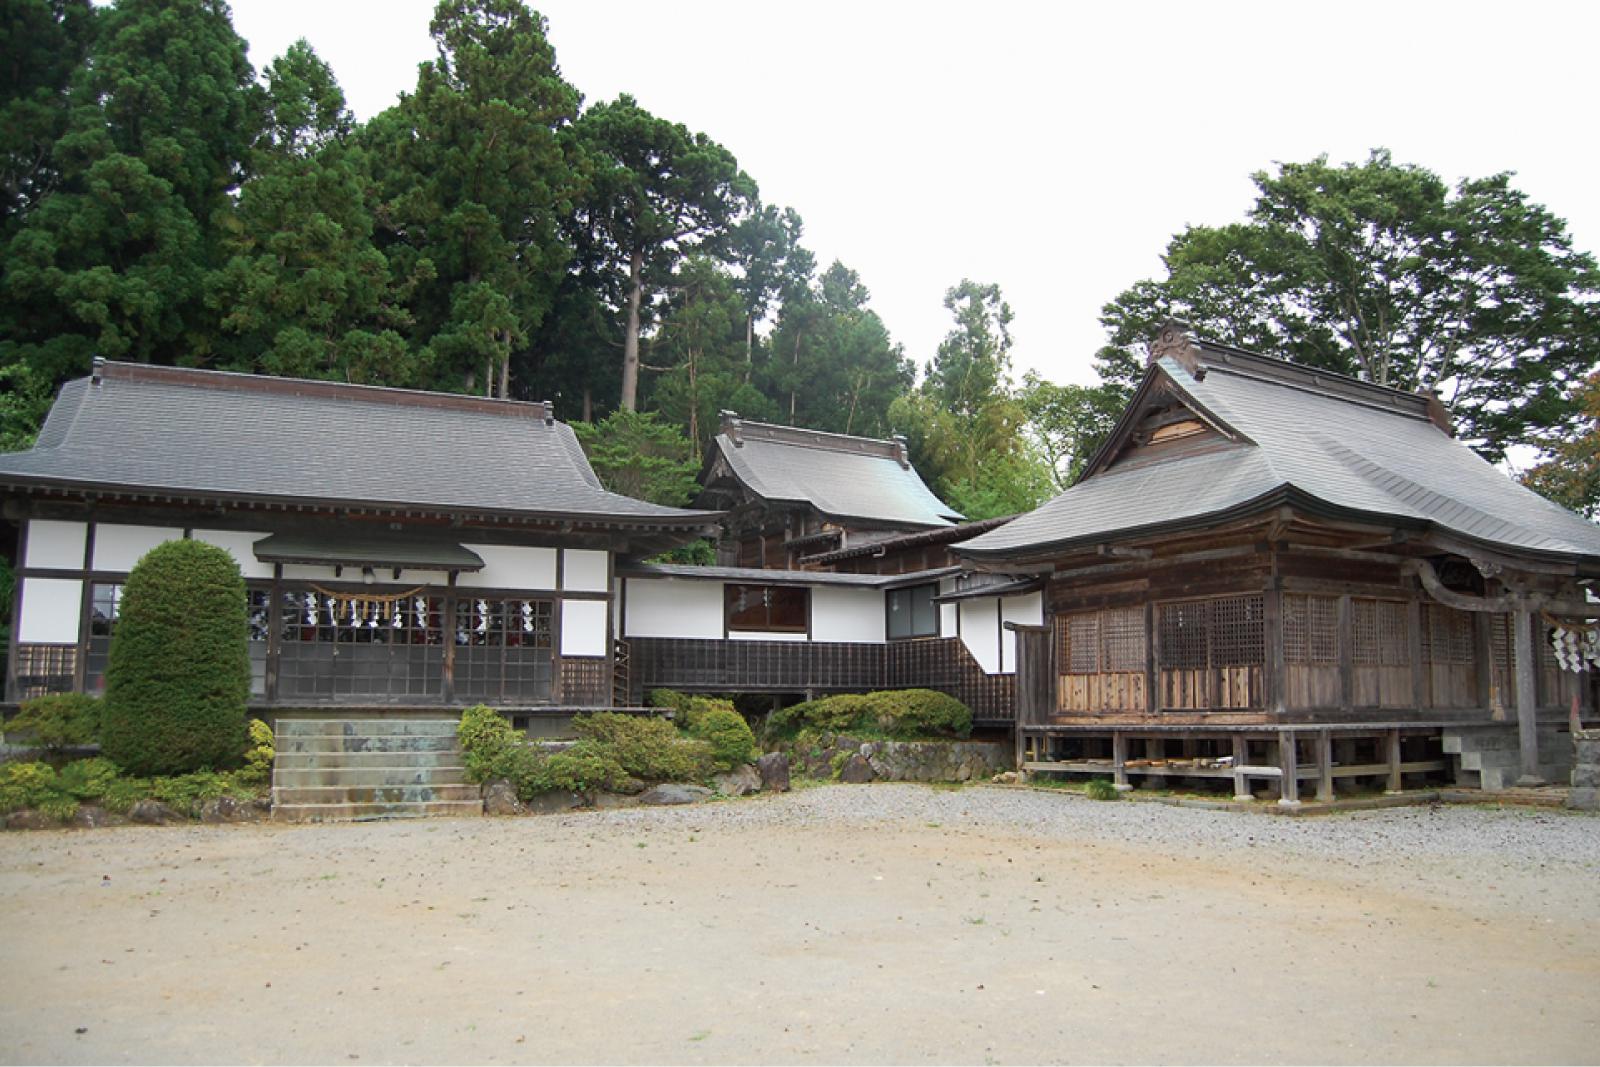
[999,591,1044,673]
[281,564,344,582]
[958,598,1002,674]
[562,549,610,592]
[726,630,808,643]
[812,586,884,644]
[624,578,724,639]
[23,520,87,570]
[457,545,558,590]
[561,599,610,657]
[191,529,273,579]
[18,578,82,643]
[92,524,184,573]
[938,577,958,638]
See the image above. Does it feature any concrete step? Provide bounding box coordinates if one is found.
[274,783,483,806]
[274,719,460,738]
[277,734,459,754]
[273,766,469,789]
[271,799,484,823]
[274,750,464,771]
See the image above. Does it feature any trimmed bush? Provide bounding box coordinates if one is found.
[685,702,759,770]
[57,757,121,800]
[545,740,635,794]
[100,540,251,776]
[647,688,696,719]
[457,704,518,783]
[4,693,101,756]
[240,719,275,784]
[572,712,713,782]
[0,761,62,812]
[768,689,972,741]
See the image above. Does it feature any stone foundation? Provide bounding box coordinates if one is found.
[787,735,1009,783]
[1569,729,1599,811]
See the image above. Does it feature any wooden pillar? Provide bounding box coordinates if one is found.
[1385,728,1403,794]
[1264,585,1285,715]
[1232,732,1252,801]
[442,572,457,704]
[1112,731,1130,792]
[1408,600,1427,710]
[1144,602,1160,715]
[1336,595,1353,713]
[1315,729,1334,802]
[265,564,282,703]
[1277,730,1300,806]
[1513,605,1543,785]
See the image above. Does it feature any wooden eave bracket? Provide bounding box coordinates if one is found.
[1405,558,1595,617]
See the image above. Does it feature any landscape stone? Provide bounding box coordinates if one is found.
[590,792,640,810]
[838,754,876,784]
[637,784,713,806]
[198,796,252,823]
[713,765,761,797]
[71,805,117,829]
[128,799,180,825]
[482,780,523,816]
[756,752,791,792]
[523,791,583,815]
[5,810,50,831]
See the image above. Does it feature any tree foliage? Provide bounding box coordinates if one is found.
[572,409,700,507]
[100,539,251,777]
[1095,150,1600,462]
[1524,371,1600,519]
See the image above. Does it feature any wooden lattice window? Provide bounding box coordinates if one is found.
[1421,605,1474,665]
[1283,594,1339,665]
[1060,607,1146,674]
[1158,595,1264,670]
[1351,599,1410,667]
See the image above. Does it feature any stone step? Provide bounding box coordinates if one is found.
[271,799,484,823]
[273,766,470,789]
[274,750,464,771]
[274,719,460,738]
[274,783,483,806]
[277,734,459,754]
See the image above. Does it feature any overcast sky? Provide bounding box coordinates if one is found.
[228,0,1600,388]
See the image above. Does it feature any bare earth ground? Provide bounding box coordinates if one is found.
[1,785,1597,1066]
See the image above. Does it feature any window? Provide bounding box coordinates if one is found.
[726,584,808,633]
[887,583,938,639]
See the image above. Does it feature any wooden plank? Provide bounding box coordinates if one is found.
[1112,731,1129,790]
[1315,729,1334,802]
[1336,595,1353,713]
[1232,732,1251,800]
[1385,729,1403,794]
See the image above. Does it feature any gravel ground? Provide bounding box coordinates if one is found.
[1,784,1596,1065]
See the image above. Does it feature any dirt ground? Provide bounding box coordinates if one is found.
[0,786,1596,1065]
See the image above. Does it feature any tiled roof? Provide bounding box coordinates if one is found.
[703,417,961,528]
[0,362,719,528]
[960,338,1600,565]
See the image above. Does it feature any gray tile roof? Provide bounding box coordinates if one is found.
[706,420,961,528]
[621,562,963,588]
[251,532,486,571]
[0,363,719,527]
[960,344,1600,564]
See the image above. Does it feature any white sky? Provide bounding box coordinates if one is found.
[229,0,1600,388]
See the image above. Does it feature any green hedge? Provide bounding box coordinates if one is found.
[768,689,972,741]
[100,539,251,776]
[573,712,713,782]
[3,693,101,755]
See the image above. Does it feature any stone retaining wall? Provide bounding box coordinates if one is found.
[788,735,1009,784]
[1570,729,1599,811]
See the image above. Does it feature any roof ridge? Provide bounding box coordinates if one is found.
[92,360,556,422]
[720,417,907,462]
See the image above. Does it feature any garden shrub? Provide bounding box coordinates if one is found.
[101,777,153,814]
[572,712,713,782]
[545,740,635,794]
[685,702,758,770]
[4,693,102,756]
[647,688,695,720]
[1084,778,1120,802]
[100,539,251,776]
[239,719,275,784]
[767,689,972,741]
[457,704,518,783]
[0,761,62,812]
[148,770,254,816]
[57,757,121,800]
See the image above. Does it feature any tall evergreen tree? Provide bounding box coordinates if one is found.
[0,0,96,242]
[570,94,755,411]
[366,0,580,397]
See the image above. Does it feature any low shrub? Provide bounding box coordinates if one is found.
[239,719,275,784]
[0,761,62,812]
[147,770,257,816]
[686,703,758,770]
[4,693,102,755]
[101,777,152,814]
[57,757,121,800]
[491,745,552,801]
[1083,778,1120,802]
[647,688,696,720]
[768,689,972,741]
[545,741,636,794]
[457,705,518,783]
[572,712,713,783]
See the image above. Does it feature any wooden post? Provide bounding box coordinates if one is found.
[1232,732,1251,801]
[265,564,282,703]
[1385,729,1403,794]
[1336,595,1353,713]
[1112,731,1130,792]
[1408,600,1427,710]
[1513,605,1543,785]
[1264,585,1285,716]
[1145,602,1160,715]
[1315,729,1334,803]
[1277,730,1300,806]
[442,572,457,705]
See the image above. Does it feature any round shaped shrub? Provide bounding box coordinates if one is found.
[861,689,972,739]
[687,703,758,770]
[100,539,251,776]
